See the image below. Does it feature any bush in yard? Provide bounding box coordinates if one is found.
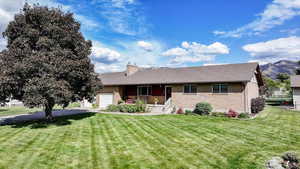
[135,100,146,112]
[176,108,184,114]
[106,105,120,112]
[118,100,125,105]
[251,97,265,114]
[92,104,99,109]
[238,113,250,119]
[210,112,226,117]
[193,102,212,115]
[227,109,238,118]
[185,110,193,114]
[281,152,299,169]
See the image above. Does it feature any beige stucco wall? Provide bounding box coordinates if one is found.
[293,87,300,110]
[171,83,247,113]
[245,75,260,112]
[97,86,122,105]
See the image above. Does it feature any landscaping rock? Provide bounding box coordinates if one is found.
[266,157,284,169]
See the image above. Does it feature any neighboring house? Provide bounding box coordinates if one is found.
[291,75,300,110]
[3,99,23,107]
[96,62,264,113]
[272,87,289,97]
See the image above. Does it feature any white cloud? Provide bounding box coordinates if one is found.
[0,0,99,39]
[75,15,101,30]
[93,0,147,36]
[0,38,6,50]
[137,41,154,51]
[0,0,23,33]
[214,0,300,38]
[91,41,122,62]
[243,36,300,63]
[94,62,123,73]
[162,41,230,64]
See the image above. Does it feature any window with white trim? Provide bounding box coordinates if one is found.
[212,84,228,93]
[184,84,197,93]
[137,86,152,96]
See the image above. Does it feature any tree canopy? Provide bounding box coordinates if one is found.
[276,73,290,83]
[0,4,101,119]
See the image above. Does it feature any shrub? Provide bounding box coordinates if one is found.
[120,104,139,113]
[106,105,120,112]
[227,109,238,118]
[177,108,184,114]
[185,110,193,114]
[281,152,299,169]
[92,103,99,109]
[135,100,146,112]
[118,100,125,105]
[185,110,198,115]
[107,101,147,113]
[68,102,81,108]
[210,112,226,117]
[193,102,212,115]
[238,113,250,119]
[251,97,265,114]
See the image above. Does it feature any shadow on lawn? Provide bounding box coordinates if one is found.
[5,113,96,129]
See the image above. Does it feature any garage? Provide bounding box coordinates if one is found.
[99,93,113,109]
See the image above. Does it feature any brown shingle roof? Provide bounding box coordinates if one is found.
[291,75,300,87]
[99,62,260,86]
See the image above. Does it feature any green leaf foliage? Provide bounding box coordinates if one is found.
[0,4,101,117]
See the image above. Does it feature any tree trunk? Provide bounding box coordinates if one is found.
[45,100,55,120]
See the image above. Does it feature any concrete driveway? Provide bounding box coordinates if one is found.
[0,109,93,125]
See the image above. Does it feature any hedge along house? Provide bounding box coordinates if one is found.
[291,75,300,110]
[96,62,264,113]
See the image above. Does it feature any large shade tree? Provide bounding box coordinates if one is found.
[0,4,101,119]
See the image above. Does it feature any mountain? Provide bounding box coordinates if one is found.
[260,60,300,79]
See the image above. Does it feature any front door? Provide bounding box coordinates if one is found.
[166,87,172,101]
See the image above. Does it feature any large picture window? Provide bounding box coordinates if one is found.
[137,86,152,96]
[212,84,228,93]
[184,84,197,93]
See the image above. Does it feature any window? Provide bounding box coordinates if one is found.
[212,84,228,93]
[137,86,152,96]
[184,84,197,93]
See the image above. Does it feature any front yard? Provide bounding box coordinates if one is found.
[0,106,299,169]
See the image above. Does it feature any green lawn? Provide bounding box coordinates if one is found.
[0,107,299,169]
[0,107,40,117]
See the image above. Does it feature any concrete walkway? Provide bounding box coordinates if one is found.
[98,111,172,116]
[0,109,92,125]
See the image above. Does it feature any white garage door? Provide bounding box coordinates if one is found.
[99,93,113,109]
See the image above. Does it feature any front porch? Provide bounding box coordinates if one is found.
[120,85,172,105]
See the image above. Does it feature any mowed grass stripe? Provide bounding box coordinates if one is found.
[131,117,199,169]
[113,116,168,168]
[106,116,143,169]
[140,116,225,168]
[100,117,120,168]
[0,106,299,168]
[151,117,229,166]
[116,116,168,167]
[89,118,100,169]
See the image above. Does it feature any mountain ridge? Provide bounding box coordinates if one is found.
[260,60,300,79]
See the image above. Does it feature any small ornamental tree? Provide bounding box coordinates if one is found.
[0,4,101,119]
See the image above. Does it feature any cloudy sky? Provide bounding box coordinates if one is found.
[1,0,300,72]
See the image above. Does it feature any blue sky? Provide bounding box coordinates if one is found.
[1,0,300,72]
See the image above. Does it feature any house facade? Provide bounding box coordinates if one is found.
[96,63,263,113]
[291,75,300,110]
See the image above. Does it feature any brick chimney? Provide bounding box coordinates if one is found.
[126,64,139,76]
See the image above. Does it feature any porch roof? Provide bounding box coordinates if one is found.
[99,62,262,86]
